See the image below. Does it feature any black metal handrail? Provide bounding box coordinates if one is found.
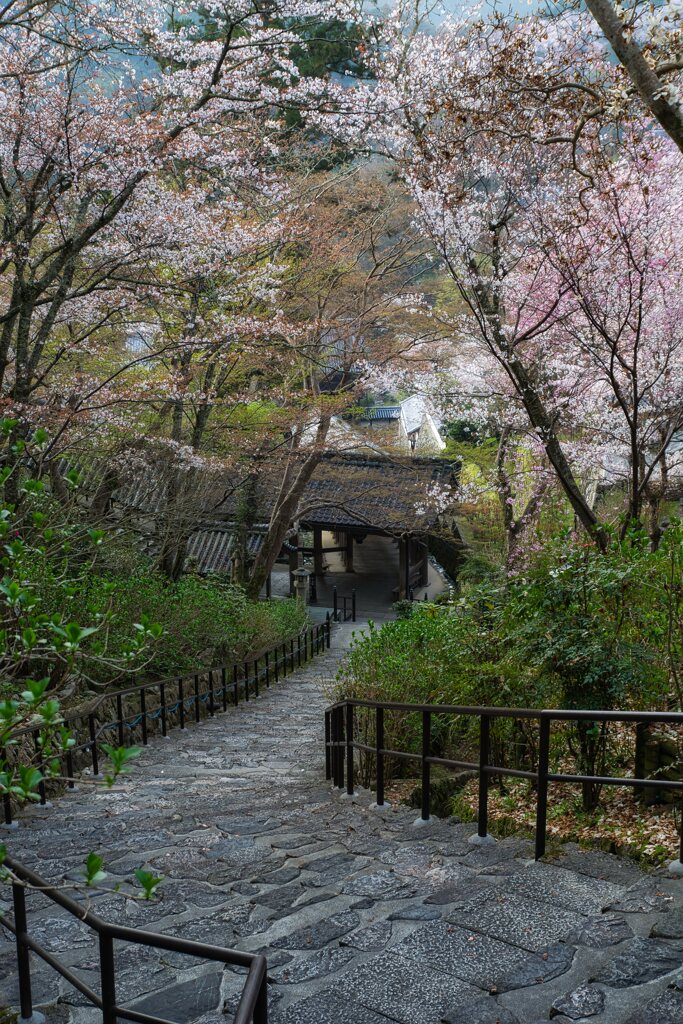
[2,856,268,1024]
[324,698,683,862]
[332,587,356,623]
[3,619,332,825]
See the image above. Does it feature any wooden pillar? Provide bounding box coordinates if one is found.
[398,535,408,599]
[313,527,324,576]
[288,533,299,596]
[420,539,429,587]
[345,531,354,573]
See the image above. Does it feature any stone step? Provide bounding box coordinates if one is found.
[3,620,682,1024]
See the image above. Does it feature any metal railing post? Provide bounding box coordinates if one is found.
[194,675,200,723]
[325,711,331,780]
[330,708,338,785]
[535,715,550,861]
[265,653,270,688]
[140,690,148,745]
[116,694,124,746]
[297,635,301,667]
[3,746,13,824]
[178,679,185,730]
[233,665,239,705]
[66,749,75,789]
[88,715,99,776]
[334,708,344,788]
[33,732,46,806]
[160,683,168,736]
[244,662,250,701]
[333,586,338,622]
[477,714,491,839]
[326,613,331,647]
[376,707,385,807]
[99,932,117,1024]
[421,710,431,821]
[254,970,268,1024]
[12,881,34,1021]
[208,672,215,716]
[222,667,228,710]
[346,704,354,796]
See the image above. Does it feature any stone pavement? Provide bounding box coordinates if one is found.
[2,622,683,1024]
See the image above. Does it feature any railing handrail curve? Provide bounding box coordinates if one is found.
[324,696,683,864]
[3,855,268,1024]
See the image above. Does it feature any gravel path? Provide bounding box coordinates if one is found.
[2,622,683,1024]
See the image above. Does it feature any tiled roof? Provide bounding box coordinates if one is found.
[357,406,401,421]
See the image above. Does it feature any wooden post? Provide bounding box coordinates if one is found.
[345,531,354,572]
[288,532,299,596]
[313,527,324,576]
[398,535,408,599]
[420,539,429,586]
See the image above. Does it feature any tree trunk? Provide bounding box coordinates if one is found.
[584,0,683,155]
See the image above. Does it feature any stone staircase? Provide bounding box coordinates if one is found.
[2,622,683,1024]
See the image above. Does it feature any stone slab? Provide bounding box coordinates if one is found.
[503,863,623,914]
[342,951,481,1024]
[446,889,586,951]
[624,987,683,1024]
[565,912,633,947]
[271,911,360,950]
[269,947,356,984]
[271,991,390,1024]
[391,921,535,988]
[591,937,682,988]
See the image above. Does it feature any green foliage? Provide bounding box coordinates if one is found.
[338,526,683,809]
[0,677,165,899]
[0,426,162,693]
[134,867,164,900]
[83,570,307,685]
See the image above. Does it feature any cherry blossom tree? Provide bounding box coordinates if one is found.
[345,5,683,550]
[0,0,360,499]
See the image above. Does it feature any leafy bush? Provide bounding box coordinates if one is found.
[83,570,307,685]
[337,527,683,809]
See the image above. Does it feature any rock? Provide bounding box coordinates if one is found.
[215,816,281,835]
[624,988,683,1024]
[128,969,222,1022]
[441,996,521,1023]
[270,991,392,1023]
[272,911,360,949]
[304,853,360,884]
[606,882,674,914]
[591,937,682,988]
[651,908,683,939]
[550,983,605,1019]
[252,883,334,914]
[253,866,301,885]
[566,912,633,947]
[388,904,441,921]
[342,871,414,900]
[493,944,576,993]
[270,947,356,984]
[341,921,393,952]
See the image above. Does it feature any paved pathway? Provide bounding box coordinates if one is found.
[2,623,683,1024]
